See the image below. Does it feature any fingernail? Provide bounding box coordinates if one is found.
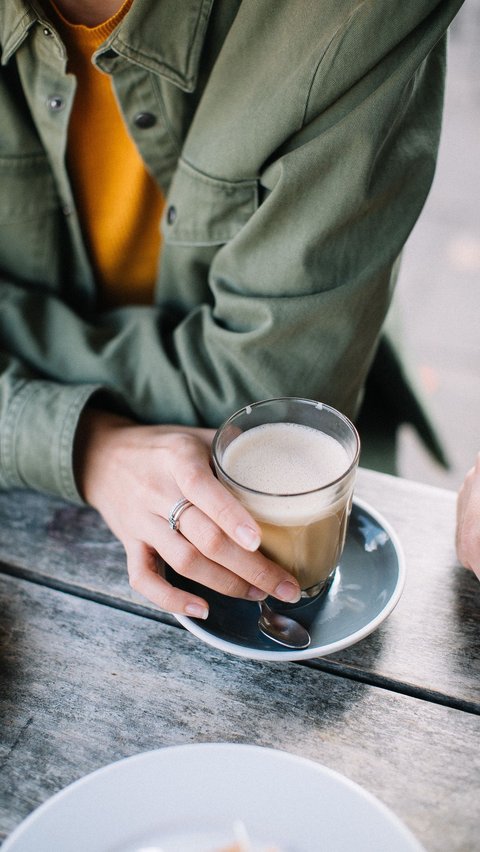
[246,585,267,601]
[235,523,261,551]
[274,580,301,603]
[185,603,209,620]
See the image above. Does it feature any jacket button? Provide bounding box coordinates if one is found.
[134,112,157,129]
[166,205,177,225]
[47,95,64,111]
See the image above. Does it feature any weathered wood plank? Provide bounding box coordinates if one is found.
[317,469,480,706]
[0,575,479,852]
[0,468,478,705]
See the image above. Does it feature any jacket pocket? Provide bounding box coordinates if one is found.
[162,158,258,246]
[0,155,62,288]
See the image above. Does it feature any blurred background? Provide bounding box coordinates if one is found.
[395,0,480,492]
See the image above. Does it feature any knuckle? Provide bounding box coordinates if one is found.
[126,550,143,591]
[220,575,247,598]
[249,566,271,592]
[172,433,198,462]
[155,588,179,614]
[200,525,226,559]
[215,499,237,530]
[128,572,141,593]
[180,463,205,495]
[127,562,145,593]
[173,544,198,577]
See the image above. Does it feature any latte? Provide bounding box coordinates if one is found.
[220,421,355,593]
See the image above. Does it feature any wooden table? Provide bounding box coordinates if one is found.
[0,468,479,850]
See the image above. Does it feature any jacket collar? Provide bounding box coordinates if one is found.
[0,2,39,64]
[1,0,214,91]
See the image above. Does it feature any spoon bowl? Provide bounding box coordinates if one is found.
[258,600,311,649]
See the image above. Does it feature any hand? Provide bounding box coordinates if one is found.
[74,409,302,617]
[456,453,480,581]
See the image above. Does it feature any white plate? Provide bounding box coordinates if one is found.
[172,498,405,661]
[3,744,424,852]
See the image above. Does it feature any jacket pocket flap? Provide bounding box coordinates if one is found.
[162,159,258,246]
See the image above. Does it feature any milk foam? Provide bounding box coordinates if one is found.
[222,422,350,494]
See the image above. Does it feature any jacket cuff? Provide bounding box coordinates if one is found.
[0,381,104,504]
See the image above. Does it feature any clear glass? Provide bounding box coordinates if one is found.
[212,397,360,600]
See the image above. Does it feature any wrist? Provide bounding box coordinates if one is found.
[73,406,133,504]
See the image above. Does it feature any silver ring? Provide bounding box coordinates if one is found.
[168,497,193,532]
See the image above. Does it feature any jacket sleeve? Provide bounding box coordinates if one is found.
[0,1,462,502]
[0,351,102,502]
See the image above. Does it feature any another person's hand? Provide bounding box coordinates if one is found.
[456,453,480,581]
[74,409,302,617]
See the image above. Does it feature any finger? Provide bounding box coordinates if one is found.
[455,476,471,559]
[188,474,262,552]
[456,462,480,576]
[171,441,262,552]
[125,539,210,619]
[149,513,269,600]
[171,507,301,602]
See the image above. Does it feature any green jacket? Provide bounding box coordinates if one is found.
[0,0,462,502]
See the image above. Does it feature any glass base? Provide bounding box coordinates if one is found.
[300,569,336,599]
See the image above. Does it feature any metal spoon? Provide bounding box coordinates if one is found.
[257,600,311,649]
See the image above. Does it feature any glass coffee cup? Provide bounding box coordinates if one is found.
[212,397,360,600]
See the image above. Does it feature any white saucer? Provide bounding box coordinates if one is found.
[173,498,405,661]
[2,744,424,851]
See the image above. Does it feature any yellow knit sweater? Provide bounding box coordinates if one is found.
[51,0,164,307]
